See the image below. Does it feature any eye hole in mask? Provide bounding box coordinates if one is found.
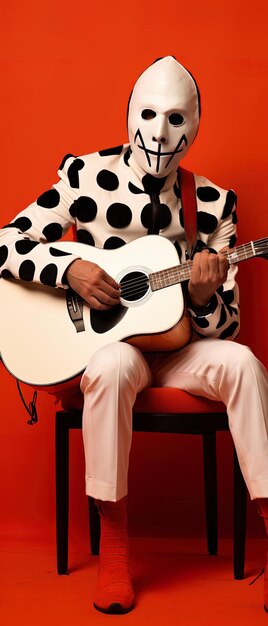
[168,113,184,126]
[141,109,156,120]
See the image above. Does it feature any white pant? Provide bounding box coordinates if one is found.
[80,339,268,502]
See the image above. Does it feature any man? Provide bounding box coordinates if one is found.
[0,56,268,615]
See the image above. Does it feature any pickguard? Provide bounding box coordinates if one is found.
[90,304,127,334]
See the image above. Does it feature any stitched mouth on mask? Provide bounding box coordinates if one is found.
[137,146,184,157]
[134,130,187,172]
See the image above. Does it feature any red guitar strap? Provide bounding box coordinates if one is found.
[178,166,197,260]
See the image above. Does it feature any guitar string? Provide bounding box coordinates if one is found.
[119,243,258,297]
[120,255,248,297]
[120,269,186,293]
[123,240,268,292]
[119,244,266,299]
[119,242,259,290]
[120,268,184,291]
[120,239,267,292]
[119,238,267,298]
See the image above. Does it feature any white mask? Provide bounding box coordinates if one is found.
[128,56,200,177]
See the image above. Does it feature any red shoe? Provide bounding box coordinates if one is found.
[93,497,134,614]
[93,562,135,614]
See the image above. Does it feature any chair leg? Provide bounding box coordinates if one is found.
[88,496,100,555]
[202,432,218,555]
[55,413,69,575]
[233,447,247,579]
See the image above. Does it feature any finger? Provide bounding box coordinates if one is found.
[102,270,120,290]
[98,280,121,301]
[198,249,211,280]
[207,253,219,279]
[88,267,120,297]
[86,295,112,310]
[102,282,120,298]
[218,253,229,280]
[190,252,202,282]
[89,265,120,291]
[192,249,209,267]
[89,287,120,306]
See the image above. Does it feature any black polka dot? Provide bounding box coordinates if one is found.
[141,204,152,229]
[96,170,119,191]
[67,158,85,188]
[99,145,123,156]
[208,294,218,311]
[217,287,234,306]
[49,247,72,257]
[123,148,131,166]
[77,230,95,246]
[1,269,14,279]
[229,234,237,248]
[12,217,32,232]
[69,196,97,222]
[216,304,227,329]
[217,286,238,316]
[194,240,207,253]
[222,190,237,219]
[128,182,144,194]
[15,240,39,254]
[37,189,60,208]
[197,186,221,202]
[42,223,63,242]
[142,174,166,194]
[159,204,172,229]
[106,203,132,228]
[0,245,8,266]
[193,316,209,328]
[141,203,172,230]
[173,183,181,198]
[40,264,58,287]
[103,237,126,249]
[19,260,35,281]
[219,321,239,339]
[197,212,218,234]
[58,153,75,170]
[232,210,238,224]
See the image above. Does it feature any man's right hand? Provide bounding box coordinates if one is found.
[66,259,120,310]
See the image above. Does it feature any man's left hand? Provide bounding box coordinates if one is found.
[188,249,229,309]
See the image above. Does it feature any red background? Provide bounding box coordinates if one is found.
[0,0,267,544]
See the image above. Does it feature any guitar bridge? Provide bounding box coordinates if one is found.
[66,289,85,333]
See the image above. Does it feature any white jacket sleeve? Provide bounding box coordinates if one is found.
[189,197,240,341]
[0,155,81,288]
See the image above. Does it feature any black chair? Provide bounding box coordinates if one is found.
[55,387,247,579]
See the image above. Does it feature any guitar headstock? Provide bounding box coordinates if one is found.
[253,238,268,259]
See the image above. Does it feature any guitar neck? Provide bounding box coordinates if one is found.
[149,239,264,291]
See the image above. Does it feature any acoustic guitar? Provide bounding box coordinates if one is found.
[0,234,267,387]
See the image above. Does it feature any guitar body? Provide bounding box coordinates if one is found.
[0,236,191,387]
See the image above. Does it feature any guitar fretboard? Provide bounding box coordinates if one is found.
[149,240,260,291]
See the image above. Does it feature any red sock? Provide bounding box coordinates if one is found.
[257,498,268,612]
[93,496,134,614]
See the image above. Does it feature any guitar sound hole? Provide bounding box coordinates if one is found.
[120,271,149,302]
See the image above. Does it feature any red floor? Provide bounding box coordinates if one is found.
[0,536,267,626]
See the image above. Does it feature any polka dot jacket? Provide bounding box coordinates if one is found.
[0,145,239,340]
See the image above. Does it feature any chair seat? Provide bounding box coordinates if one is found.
[60,385,226,414]
[133,388,226,414]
